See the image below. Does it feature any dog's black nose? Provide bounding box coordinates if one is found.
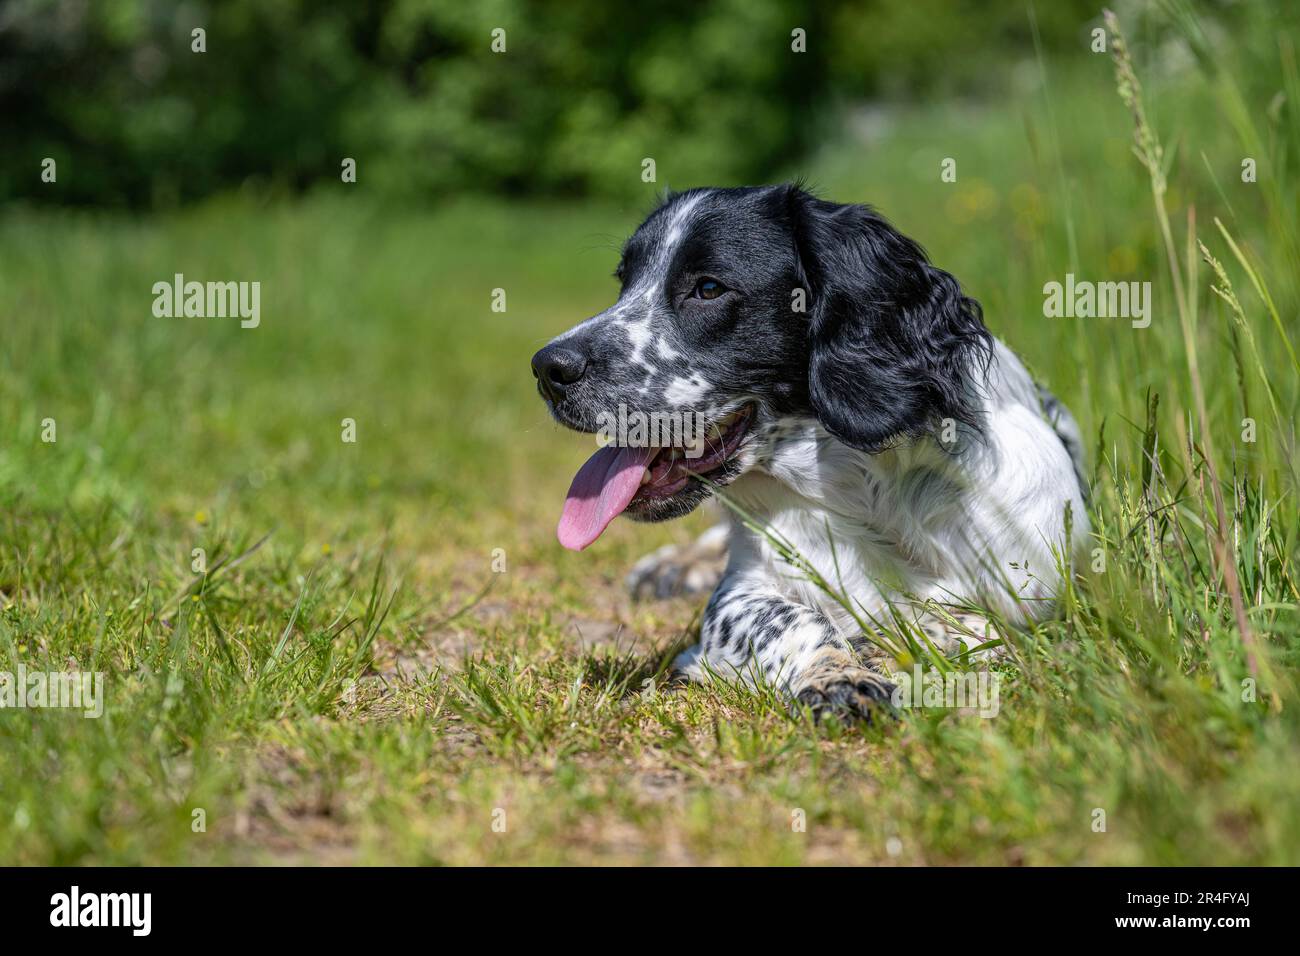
[531,343,588,402]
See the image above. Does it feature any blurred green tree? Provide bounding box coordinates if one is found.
[0,0,1158,207]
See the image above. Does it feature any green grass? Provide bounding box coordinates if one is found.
[2,14,1298,864]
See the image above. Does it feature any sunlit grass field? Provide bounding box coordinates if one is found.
[1,37,1298,863]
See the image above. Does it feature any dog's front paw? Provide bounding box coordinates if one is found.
[626,524,728,600]
[794,666,896,723]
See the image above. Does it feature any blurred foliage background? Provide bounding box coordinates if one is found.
[0,0,1174,206]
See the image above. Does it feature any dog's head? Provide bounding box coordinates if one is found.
[532,184,992,550]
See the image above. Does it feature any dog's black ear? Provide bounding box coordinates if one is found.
[785,186,992,452]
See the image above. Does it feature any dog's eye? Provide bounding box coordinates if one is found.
[694,278,726,300]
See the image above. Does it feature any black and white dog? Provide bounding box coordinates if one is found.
[531,185,1088,719]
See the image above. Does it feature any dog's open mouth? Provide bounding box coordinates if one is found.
[557,405,753,550]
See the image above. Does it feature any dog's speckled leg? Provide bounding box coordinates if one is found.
[673,574,895,722]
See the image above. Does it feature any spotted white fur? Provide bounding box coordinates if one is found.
[675,340,1089,698]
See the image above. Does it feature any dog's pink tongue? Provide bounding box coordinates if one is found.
[558,444,656,551]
